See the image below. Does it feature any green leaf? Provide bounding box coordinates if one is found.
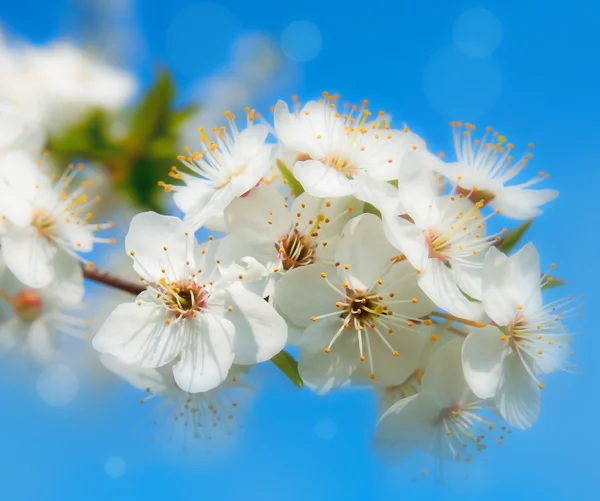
[271,350,303,388]
[496,219,533,254]
[276,159,304,197]
[170,103,199,128]
[541,276,567,290]
[127,69,175,156]
[362,202,381,218]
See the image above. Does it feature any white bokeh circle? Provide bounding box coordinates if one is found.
[315,418,337,440]
[453,8,502,58]
[280,20,322,62]
[423,46,502,120]
[104,456,127,479]
[36,364,79,407]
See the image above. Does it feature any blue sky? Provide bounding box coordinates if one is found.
[0,0,598,499]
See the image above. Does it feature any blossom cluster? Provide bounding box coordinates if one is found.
[0,92,580,475]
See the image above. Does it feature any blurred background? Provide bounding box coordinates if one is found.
[0,0,598,499]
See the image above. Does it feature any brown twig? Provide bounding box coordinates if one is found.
[83,265,145,296]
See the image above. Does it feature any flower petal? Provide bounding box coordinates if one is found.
[298,317,359,395]
[273,265,340,327]
[461,326,508,399]
[293,160,354,197]
[373,393,439,463]
[419,259,483,319]
[336,213,397,290]
[354,327,425,386]
[92,301,181,368]
[125,212,197,282]
[224,282,287,364]
[172,314,235,393]
[1,225,57,288]
[492,187,558,220]
[495,351,541,430]
[26,317,59,362]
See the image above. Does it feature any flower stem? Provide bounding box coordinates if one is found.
[83,265,145,296]
[429,310,488,329]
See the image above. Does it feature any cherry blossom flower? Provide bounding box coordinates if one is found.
[434,122,558,219]
[461,243,574,429]
[92,212,287,393]
[0,153,114,288]
[167,111,275,231]
[381,159,500,319]
[274,213,434,394]
[0,253,85,362]
[218,183,360,298]
[374,339,497,471]
[273,94,424,205]
[0,41,137,133]
[100,354,250,444]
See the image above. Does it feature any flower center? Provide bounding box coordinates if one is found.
[425,229,451,262]
[158,279,207,320]
[276,230,317,270]
[31,209,57,240]
[0,289,44,322]
[342,288,386,328]
[436,403,462,425]
[321,155,356,179]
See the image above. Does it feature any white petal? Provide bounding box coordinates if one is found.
[382,259,435,318]
[173,176,214,214]
[184,184,236,231]
[99,353,170,393]
[172,313,235,393]
[374,393,439,463]
[26,317,59,362]
[419,259,483,319]
[422,338,471,407]
[451,257,484,301]
[1,226,56,288]
[273,265,340,327]
[492,187,558,220]
[461,326,508,399]
[46,250,84,306]
[482,245,540,325]
[225,282,287,364]
[293,160,354,197]
[224,183,289,236]
[298,317,359,395]
[354,328,425,386]
[125,212,196,282]
[336,213,397,290]
[381,215,428,269]
[495,351,541,430]
[351,174,399,214]
[0,318,24,355]
[92,301,181,368]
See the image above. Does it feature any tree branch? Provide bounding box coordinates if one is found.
[83,265,145,296]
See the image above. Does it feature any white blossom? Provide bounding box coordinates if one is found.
[274,213,434,393]
[168,112,275,232]
[100,354,250,443]
[381,158,499,319]
[0,40,137,133]
[374,339,496,470]
[273,95,423,205]
[0,253,85,362]
[461,243,574,429]
[434,122,558,219]
[0,153,114,288]
[92,212,287,393]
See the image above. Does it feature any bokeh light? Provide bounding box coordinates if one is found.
[280,20,322,62]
